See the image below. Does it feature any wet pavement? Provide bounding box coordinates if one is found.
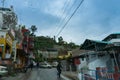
[27,68,64,80]
[1,68,72,80]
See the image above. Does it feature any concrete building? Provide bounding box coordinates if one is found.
[77,33,120,80]
[38,48,58,61]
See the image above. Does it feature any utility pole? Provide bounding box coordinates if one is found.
[13,40,17,62]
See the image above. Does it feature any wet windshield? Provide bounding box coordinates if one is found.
[0,0,120,80]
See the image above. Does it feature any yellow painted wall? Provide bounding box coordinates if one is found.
[0,33,13,59]
[58,51,72,59]
[0,38,6,58]
[0,38,5,44]
[6,34,13,53]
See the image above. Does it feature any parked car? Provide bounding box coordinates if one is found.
[39,62,52,68]
[52,61,58,67]
[0,66,8,76]
[33,61,37,67]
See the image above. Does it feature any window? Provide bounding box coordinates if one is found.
[117,35,120,38]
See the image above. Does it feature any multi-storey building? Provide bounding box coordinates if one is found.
[21,27,35,65]
[0,6,17,65]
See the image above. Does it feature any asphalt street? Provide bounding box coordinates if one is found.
[27,68,64,80]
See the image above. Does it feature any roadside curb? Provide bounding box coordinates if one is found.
[1,69,31,80]
[61,75,72,80]
[61,71,79,80]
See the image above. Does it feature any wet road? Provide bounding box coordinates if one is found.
[28,68,64,80]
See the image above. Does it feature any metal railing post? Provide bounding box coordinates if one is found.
[96,70,98,80]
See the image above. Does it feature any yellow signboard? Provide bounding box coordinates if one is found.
[6,34,13,47]
[0,38,5,44]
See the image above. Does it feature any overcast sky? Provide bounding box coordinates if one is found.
[2,0,120,45]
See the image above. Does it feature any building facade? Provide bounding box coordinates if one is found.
[78,33,120,80]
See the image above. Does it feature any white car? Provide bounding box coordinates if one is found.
[52,62,58,67]
[40,62,52,68]
[0,66,8,75]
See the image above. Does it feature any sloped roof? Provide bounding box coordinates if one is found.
[80,39,111,51]
[103,33,120,41]
[72,48,90,57]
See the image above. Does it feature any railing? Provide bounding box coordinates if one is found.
[81,69,96,80]
[80,68,120,80]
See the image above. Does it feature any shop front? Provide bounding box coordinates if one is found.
[0,33,13,65]
[0,38,5,60]
[14,43,28,72]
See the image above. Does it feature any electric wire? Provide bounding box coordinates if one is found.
[56,0,84,37]
[50,0,71,37]
[54,0,76,36]
[55,0,79,36]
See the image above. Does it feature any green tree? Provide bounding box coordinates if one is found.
[34,36,55,50]
[30,25,37,35]
[58,36,64,45]
[21,25,26,29]
[68,42,79,49]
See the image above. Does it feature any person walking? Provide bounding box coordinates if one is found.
[36,62,39,69]
[56,61,62,78]
[30,62,33,70]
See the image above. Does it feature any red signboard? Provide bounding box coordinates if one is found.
[0,48,2,52]
[74,58,80,65]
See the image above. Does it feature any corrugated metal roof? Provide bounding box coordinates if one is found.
[103,33,120,41]
[111,33,120,35]
[90,39,112,44]
[80,39,112,50]
[72,48,91,57]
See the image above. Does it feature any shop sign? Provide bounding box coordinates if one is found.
[0,44,4,46]
[6,35,12,45]
[10,29,15,38]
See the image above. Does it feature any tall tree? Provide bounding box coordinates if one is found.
[30,25,37,35]
[21,25,25,29]
[58,36,63,45]
[68,42,79,49]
